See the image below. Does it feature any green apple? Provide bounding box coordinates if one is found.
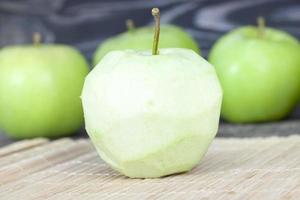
[82,8,222,178]
[0,34,89,138]
[209,17,300,123]
[93,21,200,65]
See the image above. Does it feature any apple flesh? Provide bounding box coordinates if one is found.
[0,45,89,138]
[82,48,222,178]
[93,25,200,65]
[209,26,300,123]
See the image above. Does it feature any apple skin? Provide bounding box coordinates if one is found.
[209,26,300,123]
[93,25,200,65]
[0,45,89,138]
[82,48,222,178]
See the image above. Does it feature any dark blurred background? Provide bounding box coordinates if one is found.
[1,0,300,144]
[1,0,300,59]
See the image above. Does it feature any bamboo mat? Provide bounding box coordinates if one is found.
[0,136,300,200]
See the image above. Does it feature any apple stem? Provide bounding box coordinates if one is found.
[152,8,160,55]
[257,16,265,38]
[33,32,41,46]
[126,19,135,33]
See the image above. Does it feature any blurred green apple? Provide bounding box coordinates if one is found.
[209,18,300,123]
[82,8,222,178]
[93,22,200,65]
[0,34,89,138]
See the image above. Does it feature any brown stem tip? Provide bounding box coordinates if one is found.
[257,16,266,38]
[152,8,160,55]
[33,32,42,46]
[126,19,135,32]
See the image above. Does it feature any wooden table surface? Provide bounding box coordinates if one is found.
[1,136,300,199]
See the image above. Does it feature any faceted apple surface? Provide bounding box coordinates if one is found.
[82,48,222,178]
[93,25,200,65]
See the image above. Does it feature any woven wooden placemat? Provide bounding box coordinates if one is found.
[0,136,299,200]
